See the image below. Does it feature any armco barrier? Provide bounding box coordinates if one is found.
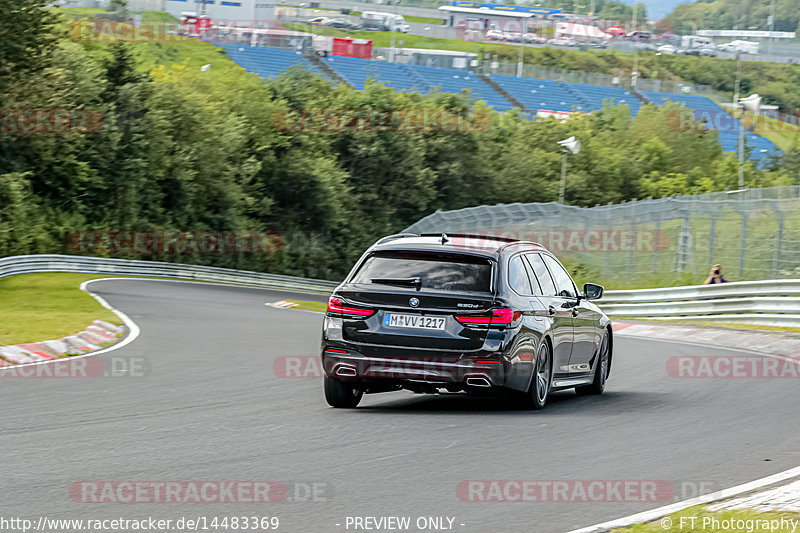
[602,281,800,327]
[0,255,339,295]
[1,255,798,327]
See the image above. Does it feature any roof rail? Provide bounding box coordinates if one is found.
[372,233,419,246]
[419,232,520,243]
[498,241,546,252]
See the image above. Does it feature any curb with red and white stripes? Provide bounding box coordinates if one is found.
[0,320,126,366]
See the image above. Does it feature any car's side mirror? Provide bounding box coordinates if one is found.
[583,283,604,300]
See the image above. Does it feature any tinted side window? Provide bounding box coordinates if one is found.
[541,254,577,298]
[525,254,556,296]
[507,255,533,295]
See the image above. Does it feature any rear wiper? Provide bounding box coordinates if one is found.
[371,277,422,288]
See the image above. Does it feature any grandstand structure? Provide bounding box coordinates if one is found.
[216,43,779,162]
[640,91,776,161]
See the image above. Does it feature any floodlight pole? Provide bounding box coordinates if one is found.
[630,2,639,88]
[390,0,400,63]
[733,55,743,189]
[559,152,568,204]
[769,0,775,56]
[738,118,745,189]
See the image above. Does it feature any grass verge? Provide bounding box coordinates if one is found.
[0,273,126,346]
[404,15,445,24]
[612,505,800,532]
[281,300,326,313]
[750,113,800,151]
[56,8,178,22]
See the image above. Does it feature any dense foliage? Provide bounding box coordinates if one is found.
[663,0,800,34]
[1,0,799,280]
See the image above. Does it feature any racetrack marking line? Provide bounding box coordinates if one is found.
[565,466,800,533]
[269,300,299,308]
[0,279,141,373]
[264,302,323,315]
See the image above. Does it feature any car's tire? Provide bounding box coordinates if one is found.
[576,332,610,396]
[523,342,552,410]
[324,376,363,408]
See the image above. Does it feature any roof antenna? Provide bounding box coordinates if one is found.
[441,233,449,244]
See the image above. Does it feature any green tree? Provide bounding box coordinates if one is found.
[0,0,57,96]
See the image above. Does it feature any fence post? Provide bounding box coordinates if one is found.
[653,219,661,272]
[772,204,784,278]
[707,215,716,271]
[739,215,748,278]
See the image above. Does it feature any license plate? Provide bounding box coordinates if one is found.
[385,313,446,330]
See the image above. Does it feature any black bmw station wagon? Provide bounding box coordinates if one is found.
[321,233,612,409]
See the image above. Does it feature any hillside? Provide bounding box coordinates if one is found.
[663,0,800,33]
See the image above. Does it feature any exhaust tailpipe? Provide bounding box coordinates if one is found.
[466,377,491,388]
[336,365,357,377]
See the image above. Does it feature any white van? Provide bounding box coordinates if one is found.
[361,11,410,33]
[680,35,713,49]
[730,40,760,54]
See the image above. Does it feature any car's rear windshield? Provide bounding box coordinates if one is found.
[350,251,493,292]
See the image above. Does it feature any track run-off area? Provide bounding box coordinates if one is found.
[1,279,799,533]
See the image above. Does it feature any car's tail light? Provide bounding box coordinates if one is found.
[454,315,492,325]
[456,308,521,327]
[326,348,348,354]
[489,308,522,325]
[327,296,375,318]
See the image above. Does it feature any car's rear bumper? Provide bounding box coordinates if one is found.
[321,347,520,391]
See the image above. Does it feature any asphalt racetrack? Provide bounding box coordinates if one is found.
[2,280,799,533]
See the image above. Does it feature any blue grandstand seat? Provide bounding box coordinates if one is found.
[488,74,641,115]
[405,64,514,112]
[322,57,514,111]
[640,91,779,162]
[216,44,323,79]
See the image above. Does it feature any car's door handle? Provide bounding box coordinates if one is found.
[548,306,556,316]
[572,307,579,317]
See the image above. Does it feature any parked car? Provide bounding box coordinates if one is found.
[306,16,331,25]
[657,44,677,54]
[503,31,522,42]
[547,38,577,47]
[679,46,715,56]
[325,18,362,30]
[485,29,504,41]
[321,233,612,410]
[523,32,547,43]
[625,30,652,41]
[696,46,717,56]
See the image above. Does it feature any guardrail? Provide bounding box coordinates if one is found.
[603,281,800,327]
[1,255,798,327]
[0,255,340,295]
